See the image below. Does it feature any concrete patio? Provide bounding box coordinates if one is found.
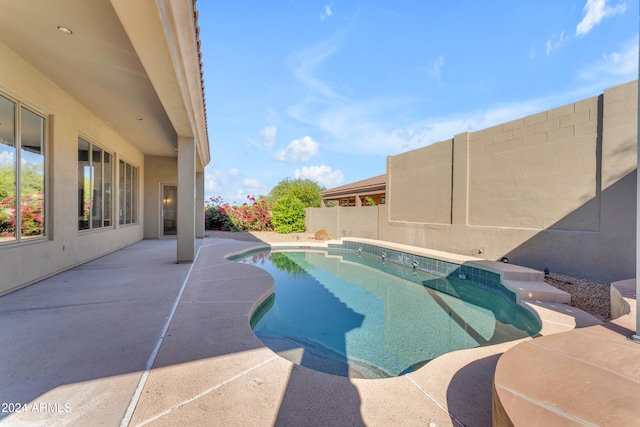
[0,237,635,426]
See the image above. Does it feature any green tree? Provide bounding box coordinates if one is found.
[266,178,324,208]
[271,195,305,233]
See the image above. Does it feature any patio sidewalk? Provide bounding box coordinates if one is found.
[0,238,608,426]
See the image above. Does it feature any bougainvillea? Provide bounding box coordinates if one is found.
[205,195,273,232]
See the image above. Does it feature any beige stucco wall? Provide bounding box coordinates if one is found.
[306,206,380,240]
[0,41,146,294]
[143,156,177,239]
[307,80,637,283]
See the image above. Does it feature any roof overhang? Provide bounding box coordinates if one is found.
[0,0,209,170]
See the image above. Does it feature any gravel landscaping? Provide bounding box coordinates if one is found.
[208,230,611,321]
[544,273,611,321]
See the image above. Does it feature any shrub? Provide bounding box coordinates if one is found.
[271,195,305,234]
[204,196,233,230]
[205,195,272,232]
[266,178,324,208]
[364,196,377,206]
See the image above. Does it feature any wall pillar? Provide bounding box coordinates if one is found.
[177,137,196,263]
[196,171,205,238]
[451,132,470,225]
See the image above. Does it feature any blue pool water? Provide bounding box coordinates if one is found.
[237,249,540,378]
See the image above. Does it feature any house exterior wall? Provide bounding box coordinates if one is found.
[143,156,177,239]
[306,80,637,283]
[0,41,145,295]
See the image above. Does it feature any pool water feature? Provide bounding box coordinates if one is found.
[237,249,540,379]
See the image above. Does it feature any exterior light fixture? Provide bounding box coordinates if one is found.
[136,117,143,121]
[57,26,73,35]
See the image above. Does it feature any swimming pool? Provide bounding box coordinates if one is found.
[236,248,540,379]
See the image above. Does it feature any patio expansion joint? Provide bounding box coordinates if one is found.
[528,339,640,385]
[539,318,575,328]
[405,374,466,427]
[132,355,279,427]
[182,300,258,304]
[187,272,272,283]
[494,383,600,427]
[0,297,168,314]
[120,245,203,427]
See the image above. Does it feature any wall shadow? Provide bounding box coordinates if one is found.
[275,364,366,426]
[230,249,368,425]
[445,354,500,427]
[503,169,636,283]
[0,239,364,425]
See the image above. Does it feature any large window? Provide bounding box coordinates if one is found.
[0,94,46,243]
[118,159,138,225]
[78,138,112,230]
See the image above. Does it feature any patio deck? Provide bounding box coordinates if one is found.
[0,238,632,426]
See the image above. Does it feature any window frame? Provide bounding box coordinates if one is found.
[77,136,113,232]
[118,158,138,226]
[0,92,48,245]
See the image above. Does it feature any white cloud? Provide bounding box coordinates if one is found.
[275,136,319,163]
[578,37,638,80]
[294,165,344,188]
[0,150,13,166]
[243,178,261,188]
[290,36,344,100]
[545,30,570,56]
[260,125,277,148]
[576,0,627,36]
[320,4,333,21]
[204,164,271,204]
[428,56,445,80]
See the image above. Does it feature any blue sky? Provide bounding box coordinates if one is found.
[197,0,638,204]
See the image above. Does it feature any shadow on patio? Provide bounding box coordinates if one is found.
[0,238,371,426]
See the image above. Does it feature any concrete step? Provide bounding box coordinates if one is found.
[503,279,570,303]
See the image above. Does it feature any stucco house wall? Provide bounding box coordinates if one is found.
[143,156,177,239]
[0,1,209,295]
[0,40,144,294]
[307,80,637,283]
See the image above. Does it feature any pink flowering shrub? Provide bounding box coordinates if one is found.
[205,195,272,232]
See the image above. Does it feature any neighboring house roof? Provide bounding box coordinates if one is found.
[323,174,386,198]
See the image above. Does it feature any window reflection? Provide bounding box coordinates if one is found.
[78,137,111,231]
[0,95,16,242]
[20,107,45,239]
[0,95,46,243]
[118,159,138,225]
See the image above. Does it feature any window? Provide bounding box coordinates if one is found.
[118,159,138,225]
[78,137,112,230]
[0,94,46,243]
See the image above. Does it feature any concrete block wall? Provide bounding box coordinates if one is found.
[307,80,637,283]
[306,206,380,240]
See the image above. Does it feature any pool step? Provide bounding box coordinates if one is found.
[502,279,570,303]
[468,260,569,303]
